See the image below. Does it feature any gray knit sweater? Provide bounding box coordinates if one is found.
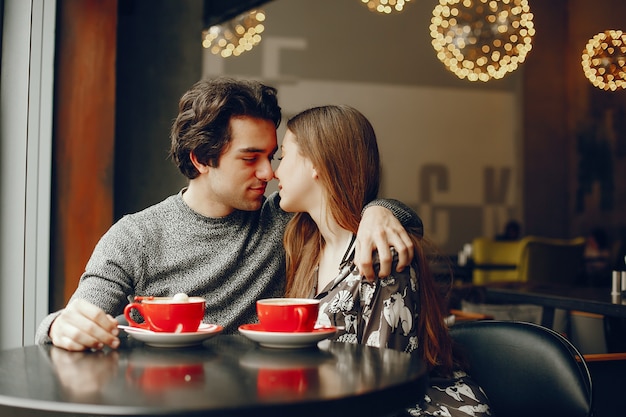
[36,190,289,343]
[35,190,417,344]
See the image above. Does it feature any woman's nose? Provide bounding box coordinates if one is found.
[273,164,281,180]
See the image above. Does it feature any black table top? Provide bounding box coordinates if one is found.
[484,282,626,319]
[0,335,428,417]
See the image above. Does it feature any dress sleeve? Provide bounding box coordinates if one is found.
[360,251,420,353]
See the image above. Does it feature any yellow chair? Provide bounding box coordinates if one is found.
[517,236,586,284]
[471,237,523,285]
[464,236,588,337]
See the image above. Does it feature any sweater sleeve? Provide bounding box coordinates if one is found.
[363,199,423,235]
[35,216,144,344]
[35,310,62,344]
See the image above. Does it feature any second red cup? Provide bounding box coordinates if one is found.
[256,298,320,332]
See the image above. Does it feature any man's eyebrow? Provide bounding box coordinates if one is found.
[237,147,265,154]
[237,146,278,154]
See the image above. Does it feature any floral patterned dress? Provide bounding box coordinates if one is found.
[311,239,493,417]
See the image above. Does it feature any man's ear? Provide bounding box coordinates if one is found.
[190,152,210,174]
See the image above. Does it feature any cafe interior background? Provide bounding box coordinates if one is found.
[1,0,626,349]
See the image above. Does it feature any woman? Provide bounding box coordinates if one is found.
[274,105,492,416]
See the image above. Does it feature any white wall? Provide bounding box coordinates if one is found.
[0,0,55,348]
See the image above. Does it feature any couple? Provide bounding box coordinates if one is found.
[37,78,491,416]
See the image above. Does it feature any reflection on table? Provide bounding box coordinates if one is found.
[0,335,428,417]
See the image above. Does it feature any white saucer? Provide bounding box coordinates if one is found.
[122,323,223,348]
[238,324,337,349]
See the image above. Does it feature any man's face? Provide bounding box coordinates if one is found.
[203,116,277,216]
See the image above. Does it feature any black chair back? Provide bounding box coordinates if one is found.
[449,320,592,417]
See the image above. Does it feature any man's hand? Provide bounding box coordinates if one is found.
[49,299,120,352]
[355,205,414,281]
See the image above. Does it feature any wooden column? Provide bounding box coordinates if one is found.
[522,0,570,237]
[51,0,117,309]
[523,0,626,240]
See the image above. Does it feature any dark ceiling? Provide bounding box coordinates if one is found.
[203,0,274,27]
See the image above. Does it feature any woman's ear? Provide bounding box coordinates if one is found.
[190,152,210,174]
[311,166,319,179]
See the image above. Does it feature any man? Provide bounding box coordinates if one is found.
[37,77,417,351]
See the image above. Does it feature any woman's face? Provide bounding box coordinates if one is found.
[274,130,319,213]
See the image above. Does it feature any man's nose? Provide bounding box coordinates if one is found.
[258,160,274,182]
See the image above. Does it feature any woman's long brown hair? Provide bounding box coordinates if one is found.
[410,231,454,375]
[284,105,379,298]
[283,105,453,375]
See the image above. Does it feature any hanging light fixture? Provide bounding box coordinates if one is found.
[430,0,535,82]
[581,30,626,92]
[202,9,265,58]
[360,0,411,14]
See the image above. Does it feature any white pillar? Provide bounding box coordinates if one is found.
[0,0,55,348]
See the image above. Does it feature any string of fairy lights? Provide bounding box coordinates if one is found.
[430,0,535,82]
[581,30,626,91]
[201,9,265,58]
[360,0,412,14]
[202,1,625,91]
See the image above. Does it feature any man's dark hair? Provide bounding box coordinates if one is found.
[170,77,282,179]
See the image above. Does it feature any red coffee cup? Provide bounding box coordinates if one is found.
[256,298,319,332]
[124,296,206,333]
